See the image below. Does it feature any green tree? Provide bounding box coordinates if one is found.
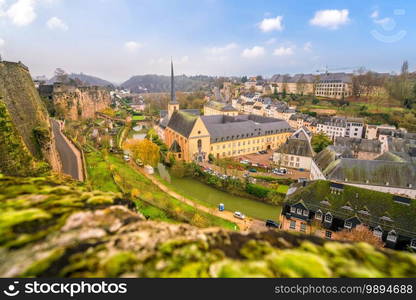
[311,133,333,153]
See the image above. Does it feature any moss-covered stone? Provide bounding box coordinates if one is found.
[1,175,416,278]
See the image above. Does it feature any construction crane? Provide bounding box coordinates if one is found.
[315,65,363,74]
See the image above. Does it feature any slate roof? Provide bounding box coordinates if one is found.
[285,180,416,238]
[201,114,292,143]
[324,158,416,189]
[318,73,353,84]
[205,100,238,112]
[159,109,200,129]
[334,137,382,154]
[277,139,314,157]
[277,128,314,157]
[166,111,199,138]
[160,109,200,118]
[169,140,182,153]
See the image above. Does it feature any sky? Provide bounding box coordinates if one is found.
[0,0,415,83]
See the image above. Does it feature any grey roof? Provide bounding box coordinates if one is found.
[169,140,182,153]
[318,72,352,84]
[201,114,292,143]
[166,111,198,138]
[324,158,416,189]
[205,100,237,112]
[285,180,416,238]
[277,138,314,157]
[160,109,200,118]
[271,73,316,83]
[313,146,353,171]
[335,137,382,154]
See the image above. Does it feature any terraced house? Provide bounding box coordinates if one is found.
[280,181,416,250]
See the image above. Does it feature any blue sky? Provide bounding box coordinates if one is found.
[0,0,415,82]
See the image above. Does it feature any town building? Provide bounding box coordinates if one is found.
[203,100,238,116]
[161,61,292,162]
[310,145,416,199]
[316,116,364,139]
[333,136,382,160]
[314,73,353,99]
[280,180,416,250]
[273,127,315,171]
[156,61,200,140]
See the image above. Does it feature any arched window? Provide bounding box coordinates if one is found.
[197,139,202,151]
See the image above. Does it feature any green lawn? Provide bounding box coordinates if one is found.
[85,151,120,192]
[86,151,236,229]
[85,151,172,222]
[132,115,146,121]
[276,184,289,194]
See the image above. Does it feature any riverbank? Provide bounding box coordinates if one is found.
[159,175,281,221]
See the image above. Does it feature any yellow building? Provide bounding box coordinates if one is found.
[203,100,238,116]
[160,60,292,162]
[165,112,292,162]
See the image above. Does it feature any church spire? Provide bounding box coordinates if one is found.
[170,59,177,103]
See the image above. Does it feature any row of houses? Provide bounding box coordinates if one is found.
[277,130,416,251]
[280,180,416,251]
[244,72,353,99]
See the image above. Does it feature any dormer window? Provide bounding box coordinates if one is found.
[315,210,323,221]
[373,226,383,238]
[296,208,302,215]
[324,213,333,223]
[387,230,397,243]
[303,209,309,217]
[411,239,416,250]
[290,206,296,213]
[344,221,352,229]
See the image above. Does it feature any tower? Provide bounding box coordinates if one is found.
[168,59,179,119]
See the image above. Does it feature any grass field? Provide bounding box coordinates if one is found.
[85,151,236,229]
[132,115,146,121]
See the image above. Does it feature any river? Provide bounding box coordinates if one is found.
[169,176,281,221]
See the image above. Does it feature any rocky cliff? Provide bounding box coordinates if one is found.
[39,84,111,121]
[0,61,60,176]
[1,174,415,278]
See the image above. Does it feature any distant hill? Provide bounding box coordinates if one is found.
[48,73,114,87]
[121,74,216,93]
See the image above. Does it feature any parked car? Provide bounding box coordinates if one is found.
[233,211,245,220]
[123,155,130,162]
[259,150,268,154]
[248,168,257,173]
[240,159,250,164]
[251,163,259,167]
[265,220,279,228]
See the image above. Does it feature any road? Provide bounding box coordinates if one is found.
[51,119,83,181]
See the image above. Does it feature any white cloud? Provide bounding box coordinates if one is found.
[259,16,283,32]
[303,42,312,52]
[273,46,294,56]
[0,38,4,47]
[47,17,68,31]
[310,9,350,30]
[6,0,37,26]
[124,41,142,52]
[241,46,265,58]
[206,43,237,55]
